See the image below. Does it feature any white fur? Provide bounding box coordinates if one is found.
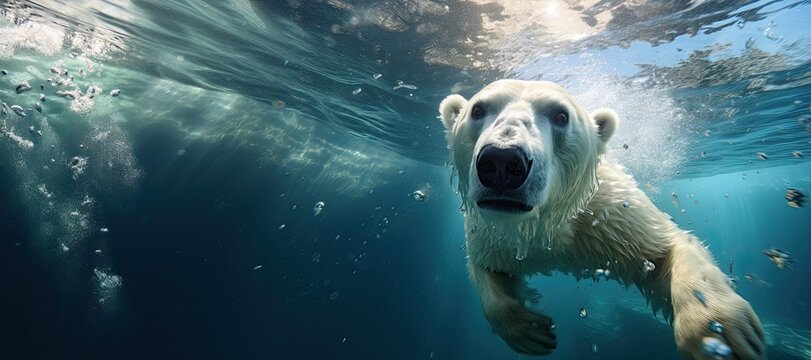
[440,80,765,359]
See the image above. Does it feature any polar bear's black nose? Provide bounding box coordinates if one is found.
[476,145,531,191]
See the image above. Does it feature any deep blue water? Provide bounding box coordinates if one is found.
[1,1,810,359]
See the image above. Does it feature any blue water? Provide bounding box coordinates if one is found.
[1,1,810,359]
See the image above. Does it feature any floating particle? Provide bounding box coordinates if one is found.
[176,149,186,156]
[680,209,686,214]
[393,80,417,90]
[763,248,794,269]
[272,100,285,108]
[61,243,69,252]
[10,105,26,116]
[278,224,286,230]
[40,94,46,102]
[313,201,325,215]
[0,70,6,75]
[736,20,745,29]
[579,307,588,318]
[785,188,806,208]
[622,201,630,208]
[793,151,804,158]
[699,151,706,158]
[33,103,42,113]
[704,130,712,136]
[373,73,382,80]
[602,209,609,221]
[56,90,77,100]
[642,259,655,273]
[352,88,362,96]
[708,321,724,334]
[693,290,708,307]
[745,37,755,49]
[622,144,628,150]
[253,265,263,270]
[37,184,53,198]
[757,152,768,160]
[100,227,109,233]
[592,344,599,353]
[591,219,599,226]
[311,252,321,263]
[109,89,121,97]
[329,291,340,300]
[16,80,32,94]
[95,249,102,254]
[701,337,732,358]
[411,190,427,202]
[94,268,123,289]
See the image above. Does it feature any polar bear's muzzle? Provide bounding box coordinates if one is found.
[474,144,535,213]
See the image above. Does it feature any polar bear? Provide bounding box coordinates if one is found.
[438,80,765,359]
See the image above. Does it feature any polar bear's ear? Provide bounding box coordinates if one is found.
[591,108,618,154]
[439,94,468,131]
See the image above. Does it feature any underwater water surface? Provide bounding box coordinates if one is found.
[1,0,810,359]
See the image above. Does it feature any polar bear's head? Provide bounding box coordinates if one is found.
[439,80,617,229]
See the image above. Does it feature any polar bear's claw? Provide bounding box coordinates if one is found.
[485,297,557,355]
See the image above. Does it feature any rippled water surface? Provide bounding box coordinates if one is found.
[1,1,810,359]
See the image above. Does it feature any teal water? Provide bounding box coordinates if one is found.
[1,1,810,359]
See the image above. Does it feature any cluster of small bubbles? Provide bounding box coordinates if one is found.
[68,156,88,179]
[579,307,588,318]
[594,268,611,280]
[94,268,123,289]
[313,201,325,215]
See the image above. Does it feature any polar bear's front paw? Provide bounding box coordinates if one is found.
[674,291,765,360]
[483,297,557,355]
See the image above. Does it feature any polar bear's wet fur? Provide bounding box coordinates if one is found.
[439,80,765,359]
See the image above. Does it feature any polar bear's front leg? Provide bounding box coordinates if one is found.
[469,263,557,355]
[669,235,765,359]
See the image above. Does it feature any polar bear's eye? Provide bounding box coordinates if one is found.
[553,112,568,127]
[471,104,486,120]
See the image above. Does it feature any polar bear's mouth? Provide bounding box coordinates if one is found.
[477,199,533,213]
